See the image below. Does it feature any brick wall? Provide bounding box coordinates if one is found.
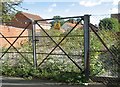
[0,25,29,48]
[7,12,32,29]
[111,14,120,23]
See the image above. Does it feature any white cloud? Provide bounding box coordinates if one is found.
[26,2,36,4]
[113,0,119,5]
[3,0,21,2]
[79,1,101,7]
[71,3,75,6]
[79,0,119,7]
[65,9,70,13]
[2,0,21,2]
[98,0,119,4]
[110,8,118,13]
[47,3,57,13]
[51,3,57,7]
[48,8,53,12]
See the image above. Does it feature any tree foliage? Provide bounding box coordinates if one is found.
[50,15,65,27]
[1,0,22,22]
[68,18,75,23]
[99,18,120,32]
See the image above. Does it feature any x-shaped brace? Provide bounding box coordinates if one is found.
[36,19,83,71]
[0,23,32,65]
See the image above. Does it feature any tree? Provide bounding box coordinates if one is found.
[99,18,120,32]
[1,0,23,22]
[68,18,75,23]
[50,15,65,27]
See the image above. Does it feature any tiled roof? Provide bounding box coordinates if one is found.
[21,12,41,20]
[61,22,83,31]
[65,22,82,28]
[20,12,48,24]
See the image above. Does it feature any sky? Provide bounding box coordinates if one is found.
[16,0,120,25]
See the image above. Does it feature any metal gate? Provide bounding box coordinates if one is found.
[0,14,119,84]
[31,15,90,80]
[0,15,90,80]
[89,24,120,86]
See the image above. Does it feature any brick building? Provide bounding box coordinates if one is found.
[8,11,51,30]
[0,12,51,48]
[111,14,120,23]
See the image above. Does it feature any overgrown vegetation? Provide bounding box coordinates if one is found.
[99,18,120,32]
[1,22,120,83]
[90,30,120,76]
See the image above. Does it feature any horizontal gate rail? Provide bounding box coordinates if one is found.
[0,35,84,38]
[0,52,83,57]
[35,16,83,22]
[0,50,108,54]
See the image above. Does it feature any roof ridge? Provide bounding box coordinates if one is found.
[16,11,49,24]
[20,11,43,21]
[21,12,40,17]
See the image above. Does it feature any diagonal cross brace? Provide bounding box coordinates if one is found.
[0,33,32,65]
[36,19,83,71]
[0,23,31,60]
[89,23,120,66]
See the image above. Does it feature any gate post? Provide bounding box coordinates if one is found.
[84,15,90,81]
[32,20,37,68]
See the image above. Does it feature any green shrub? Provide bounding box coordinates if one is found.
[99,18,120,32]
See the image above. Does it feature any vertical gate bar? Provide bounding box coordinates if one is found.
[84,15,90,81]
[32,20,37,68]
